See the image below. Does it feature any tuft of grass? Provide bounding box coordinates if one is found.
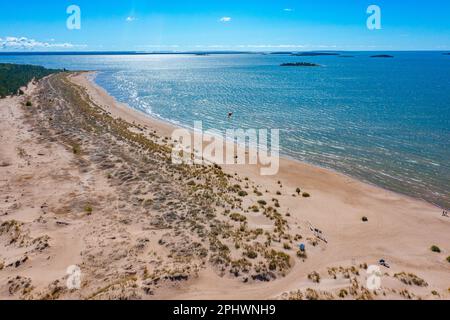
[72,143,82,155]
[308,271,321,283]
[84,205,93,215]
[338,289,348,298]
[230,213,246,222]
[431,245,441,253]
[394,272,428,287]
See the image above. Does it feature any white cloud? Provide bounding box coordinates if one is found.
[126,16,136,22]
[0,36,85,50]
[219,17,232,22]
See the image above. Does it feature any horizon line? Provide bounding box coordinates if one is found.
[1,50,450,56]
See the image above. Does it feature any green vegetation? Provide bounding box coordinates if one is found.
[302,192,311,198]
[0,63,61,98]
[394,272,428,287]
[447,256,450,263]
[230,213,247,222]
[84,205,93,215]
[431,245,441,253]
[238,190,248,197]
[257,200,267,206]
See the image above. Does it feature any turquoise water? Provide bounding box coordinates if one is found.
[1,52,449,209]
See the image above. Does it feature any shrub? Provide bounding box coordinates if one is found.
[230,213,247,222]
[394,272,428,287]
[72,144,81,155]
[276,191,282,195]
[246,251,258,259]
[296,188,301,195]
[339,289,348,298]
[254,190,263,196]
[257,200,267,206]
[447,256,450,263]
[308,271,321,283]
[431,245,441,253]
[362,216,368,222]
[238,190,248,197]
[25,101,32,107]
[302,192,311,198]
[84,205,93,215]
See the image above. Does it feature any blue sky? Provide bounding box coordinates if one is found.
[1,0,449,51]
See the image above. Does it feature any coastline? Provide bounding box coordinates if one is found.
[1,71,448,300]
[81,71,441,212]
[72,71,450,298]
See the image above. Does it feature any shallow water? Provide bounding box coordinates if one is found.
[1,52,449,208]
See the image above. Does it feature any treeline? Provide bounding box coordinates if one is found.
[0,63,62,98]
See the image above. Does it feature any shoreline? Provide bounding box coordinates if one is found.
[82,71,441,212]
[1,71,448,300]
[73,71,450,299]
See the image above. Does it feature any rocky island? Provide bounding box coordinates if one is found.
[370,54,394,58]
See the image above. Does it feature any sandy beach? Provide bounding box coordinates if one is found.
[0,72,448,300]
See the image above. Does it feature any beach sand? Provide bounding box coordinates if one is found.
[0,72,448,300]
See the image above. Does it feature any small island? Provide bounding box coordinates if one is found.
[280,62,321,67]
[370,54,394,58]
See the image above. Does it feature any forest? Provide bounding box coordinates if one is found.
[0,63,61,98]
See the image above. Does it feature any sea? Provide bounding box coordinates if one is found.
[1,51,449,209]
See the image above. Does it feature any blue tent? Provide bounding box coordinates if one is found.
[299,244,306,252]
